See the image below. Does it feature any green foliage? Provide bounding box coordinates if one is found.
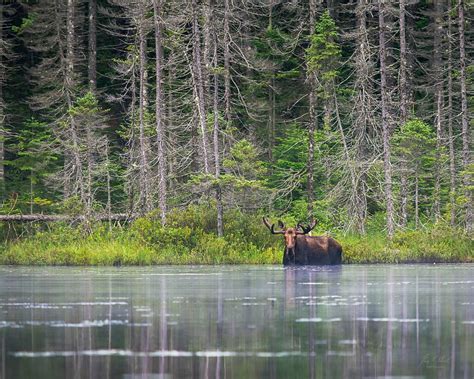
[68,92,102,117]
[0,205,282,265]
[253,26,292,68]
[8,118,57,181]
[306,11,341,82]
[4,118,59,212]
[1,205,472,266]
[392,119,436,217]
[269,123,308,202]
[223,139,266,180]
[12,13,37,34]
[219,140,271,208]
[392,119,435,163]
[343,224,473,264]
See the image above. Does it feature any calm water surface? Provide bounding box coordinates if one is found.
[0,264,473,378]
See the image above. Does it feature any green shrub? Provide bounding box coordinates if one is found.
[0,205,472,265]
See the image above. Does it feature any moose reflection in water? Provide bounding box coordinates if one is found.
[263,217,343,265]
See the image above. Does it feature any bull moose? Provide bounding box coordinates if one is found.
[263,217,342,265]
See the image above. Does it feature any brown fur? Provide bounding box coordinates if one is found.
[283,235,342,265]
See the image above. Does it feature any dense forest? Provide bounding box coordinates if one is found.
[0,0,472,241]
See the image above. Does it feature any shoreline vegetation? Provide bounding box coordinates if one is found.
[1,206,472,266]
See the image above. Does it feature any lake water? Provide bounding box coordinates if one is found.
[0,264,473,378]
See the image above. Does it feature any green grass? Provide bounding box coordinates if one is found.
[341,228,474,264]
[0,207,472,265]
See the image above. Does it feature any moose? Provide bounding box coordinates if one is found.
[263,217,342,265]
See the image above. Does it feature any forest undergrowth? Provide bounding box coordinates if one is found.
[1,205,472,266]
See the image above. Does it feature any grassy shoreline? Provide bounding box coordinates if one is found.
[0,229,474,266]
[1,209,472,266]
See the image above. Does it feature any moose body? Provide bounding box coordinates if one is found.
[263,217,342,266]
[282,235,342,265]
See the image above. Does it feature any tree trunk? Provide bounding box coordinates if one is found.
[105,139,112,230]
[306,0,317,219]
[88,0,97,93]
[268,75,275,163]
[167,62,176,192]
[335,94,362,233]
[447,8,456,226]
[350,0,372,234]
[202,0,211,104]
[415,173,419,228]
[399,0,409,227]
[138,9,151,213]
[191,0,210,174]
[399,0,408,124]
[86,119,93,215]
[268,0,275,163]
[458,0,472,231]
[223,0,231,126]
[0,6,5,199]
[212,12,224,237]
[433,0,444,221]
[0,214,130,222]
[128,55,138,214]
[64,0,84,203]
[378,0,395,237]
[153,0,167,225]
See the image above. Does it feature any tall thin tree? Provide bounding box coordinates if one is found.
[458,0,472,231]
[399,0,409,227]
[433,0,444,221]
[378,0,395,237]
[306,0,318,219]
[153,0,167,224]
[88,0,97,92]
[212,1,223,237]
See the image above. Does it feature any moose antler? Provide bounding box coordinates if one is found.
[263,217,285,234]
[296,219,318,234]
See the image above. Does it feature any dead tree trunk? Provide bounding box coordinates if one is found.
[88,0,97,92]
[458,0,472,231]
[104,139,112,229]
[212,6,224,237]
[306,0,318,219]
[268,75,275,163]
[0,214,130,222]
[378,0,395,237]
[399,0,408,125]
[202,0,212,104]
[153,0,167,225]
[0,6,5,199]
[415,172,419,228]
[191,0,210,174]
[223,0,231,126]
[85,117,93,215]
[399,0,409,227]
[433,0,444,221]
[447,8,456,226]
[267,0,275,163]
[138,8,151,213]
[350,0,373,235]
[64,0,85,204]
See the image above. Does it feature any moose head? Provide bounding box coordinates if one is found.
[262,217,317,260]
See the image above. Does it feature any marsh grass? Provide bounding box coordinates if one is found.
[0,206,472,265]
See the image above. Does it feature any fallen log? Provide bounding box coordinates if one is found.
[0,214,132,222]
